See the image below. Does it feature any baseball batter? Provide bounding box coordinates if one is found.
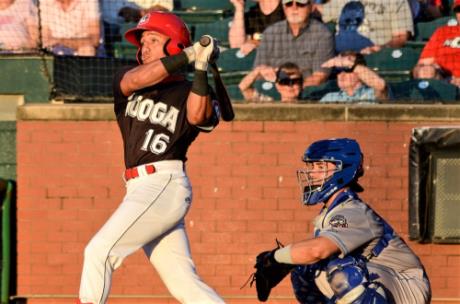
[77,11,224,304]
[269,138,431,303]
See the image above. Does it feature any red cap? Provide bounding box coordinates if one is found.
[454,0,460,9]
[125,11,191,55]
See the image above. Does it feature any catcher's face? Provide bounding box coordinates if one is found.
[297,160,339,202]
[140,31,169,64]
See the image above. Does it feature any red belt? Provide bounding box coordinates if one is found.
[124,164,156,181]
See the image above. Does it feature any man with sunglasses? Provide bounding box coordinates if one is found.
[417,0,460,88]
[260,138,431,303]
[319,51,389,103]
[253,0,334,88]
[239,62,303,103]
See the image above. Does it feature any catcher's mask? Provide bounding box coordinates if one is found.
[124,11,191,64]
[297,138,364,205]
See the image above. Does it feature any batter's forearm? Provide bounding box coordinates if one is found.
[120,60,169,96]
[187,93,213,125]
[187,70,213,125]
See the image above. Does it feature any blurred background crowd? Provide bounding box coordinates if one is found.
[1,0,459,102]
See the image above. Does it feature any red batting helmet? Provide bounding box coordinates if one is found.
[124,11,191,62]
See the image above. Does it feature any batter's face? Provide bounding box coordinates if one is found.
[140,31,169,64]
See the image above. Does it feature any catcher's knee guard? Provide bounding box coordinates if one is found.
[291,264,328,303]
[326,256,388,304]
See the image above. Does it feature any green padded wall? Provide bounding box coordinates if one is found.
[0,56,53,103]
[0,122,16,180]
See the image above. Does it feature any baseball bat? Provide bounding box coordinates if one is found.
[199,36,235,122]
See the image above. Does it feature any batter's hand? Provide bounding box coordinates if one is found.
[194,35,220,71]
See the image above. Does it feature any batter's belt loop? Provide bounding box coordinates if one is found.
[124,164,156,181]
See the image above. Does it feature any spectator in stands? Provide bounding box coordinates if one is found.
[412,61,448,80]
[417,0,460,87]
[101,0,140,57]
[229,0,285,55]
[425,0,450,19]
[333,1,374,54]
[0,0,39,52]
[253,0,334,88]
[40,0,101,56]
[133,0,173,14]
[101,0,172,56]
[239,62,303,103]
[319,51,389,102]
[315,0,414,54]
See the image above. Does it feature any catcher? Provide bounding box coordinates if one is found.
[251,138,431,303]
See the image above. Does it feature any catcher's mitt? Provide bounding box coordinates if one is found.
[245,240,295,302]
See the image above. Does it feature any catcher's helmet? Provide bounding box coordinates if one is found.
[124,11,191,62]
[297,138,364,205]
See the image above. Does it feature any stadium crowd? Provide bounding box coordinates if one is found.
[0,0,459,102]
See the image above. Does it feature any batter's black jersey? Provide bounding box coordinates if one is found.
[113,66,219,169]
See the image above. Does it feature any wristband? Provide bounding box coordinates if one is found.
[191,70,209,96]
[274,244,293,264]
[160,52,188,75]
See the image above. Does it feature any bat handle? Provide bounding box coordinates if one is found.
[199,36,211,47]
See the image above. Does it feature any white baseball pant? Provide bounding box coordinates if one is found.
[78,160,224,304]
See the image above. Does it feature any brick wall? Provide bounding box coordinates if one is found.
[16,120,460,303]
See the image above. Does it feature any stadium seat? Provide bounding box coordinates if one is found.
[216,48,256,72]
[113,23,138,60]
[253,80,281,100]
[226,84,245,101]
[245,0,255,12]
[300,80,339,101]
[218,71,248,86]
[325,21,337,35]
[226,80,281,102]
[212,48,257,86]
[407,16,458,49]
[174,0,233,24]
[175,0,233,11]
[414,17,458,42]
[113,42,137,60]
[389,79,459,102]
[364,47,421,82]
[192,17,233,47]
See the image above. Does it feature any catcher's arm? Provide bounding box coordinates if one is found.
[245,237,339,302]
[287,237,339,264]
